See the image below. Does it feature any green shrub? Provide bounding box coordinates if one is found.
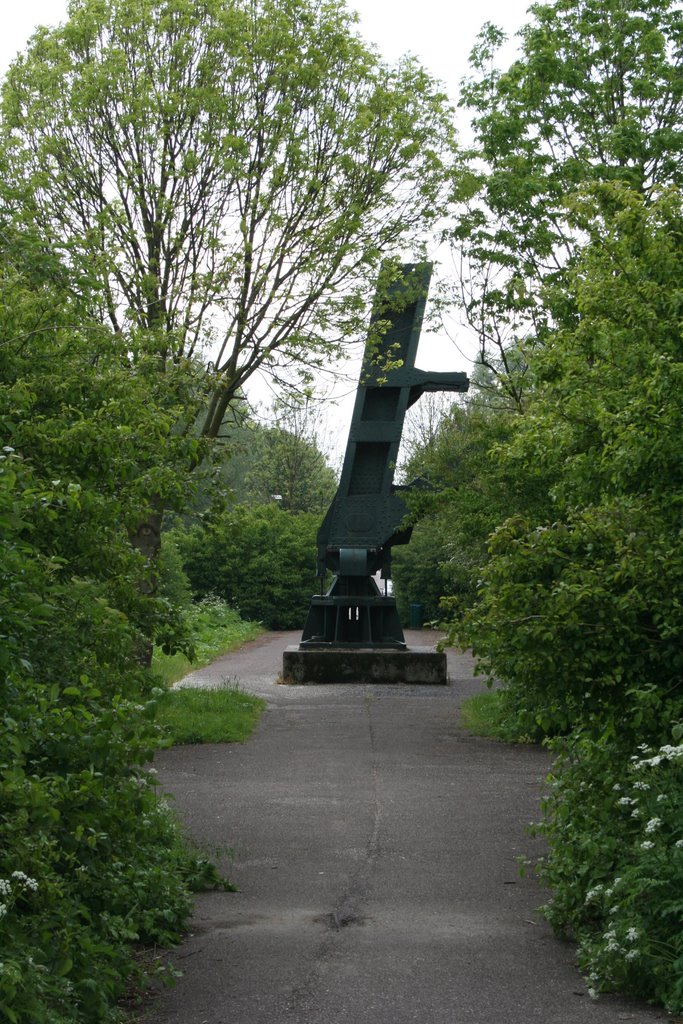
[0,457,199,1024]
[450,188,683,1011]
[0,332,215,1022]
[152,596,263,685]
[536,732,683,1012]
[174,504,320,629]
[157,533,194,610]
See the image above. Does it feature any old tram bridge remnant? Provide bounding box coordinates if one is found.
[282,263,468,684]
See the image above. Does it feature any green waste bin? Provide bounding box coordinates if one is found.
[409,603,424,628]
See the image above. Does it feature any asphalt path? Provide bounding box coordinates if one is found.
[146,631,667,1024]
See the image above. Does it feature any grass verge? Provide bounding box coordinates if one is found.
[152,597,264,686]
[459,689,535,743]
[156,685,266,745]
[460,691,508,739]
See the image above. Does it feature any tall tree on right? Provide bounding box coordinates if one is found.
[451,0,683,405]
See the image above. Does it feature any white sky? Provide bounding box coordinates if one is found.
[0,0,532,449]
[1,0,531,88]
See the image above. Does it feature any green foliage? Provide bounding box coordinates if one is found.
[451,187,683,1008]
[0,226,221,1022]
[2,0,458,428]
[178,401,338,518]
[458,691,533,744]
[443,2,683,1006]
[157,686,266,746]
[453,0,683,397]
[174,504,320,629]
[536,735,683,1012]
[157,533,194,611]
[455,187,683,739]
[152,596,263,686]
[392,516,456,625]
[0,454,198,1024]
[392,401,551,623]
[243,422,337,514]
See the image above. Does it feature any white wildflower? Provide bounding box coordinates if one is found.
[657,794,666,803]
[616,797,633,806]
[587,987,598,1000]
[612,783,621,792]
[12,872,38,891]
[633,781,650,791]
[645,818,662,834]
[631,808,640,818]
[603,929,617,941]
[675,839,683,849]
[640,840,655,850]
[626,927,639,942]
[625,949,639,961]
[585,885,603,902]
[636,743,683,768]
[606,939,620,953]
[0,905,7,919]
[0,880,10,897]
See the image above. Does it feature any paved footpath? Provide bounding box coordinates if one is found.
[146,631,667,1024]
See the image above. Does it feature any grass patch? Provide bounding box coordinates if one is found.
[460,691,508,738]
[460,690,535,743]
[152,597,263,686]
[157,685,266,745]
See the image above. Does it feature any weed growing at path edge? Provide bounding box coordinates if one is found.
[156,685,266,745]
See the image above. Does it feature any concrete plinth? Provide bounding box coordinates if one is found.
[281,646,448,685]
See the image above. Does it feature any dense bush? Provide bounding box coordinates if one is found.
[0,454,208,1024]
[174,503,320,629]
[454,188,683,1009]
[392,517,455,625]
[0,226,217,1022]
[535,735,683,1012]
[393,400,552,624]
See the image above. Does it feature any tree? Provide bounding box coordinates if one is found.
[451,0,683,403]
[2,0,456,438]
[243,402,337,513]
[455,183,683,736]
[0,223,213,1024]
[392,398,552,622]
[452,185,683,1011]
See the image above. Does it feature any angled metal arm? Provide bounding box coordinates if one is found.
[300,263,469,649]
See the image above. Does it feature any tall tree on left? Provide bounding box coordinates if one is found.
[1,0,457,583]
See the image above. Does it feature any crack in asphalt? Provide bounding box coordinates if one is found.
[284,696,382,1021]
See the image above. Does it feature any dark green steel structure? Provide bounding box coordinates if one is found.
[300,263,469,649]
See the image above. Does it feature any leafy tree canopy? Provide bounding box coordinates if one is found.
[455,184,683,741]
[2,0,457,437]
[451,0,683,403]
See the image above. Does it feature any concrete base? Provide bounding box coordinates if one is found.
[281,646,448,686]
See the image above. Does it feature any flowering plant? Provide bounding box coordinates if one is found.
[538,734,683,1012]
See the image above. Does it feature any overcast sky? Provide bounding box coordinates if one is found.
[0,0,533,440]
